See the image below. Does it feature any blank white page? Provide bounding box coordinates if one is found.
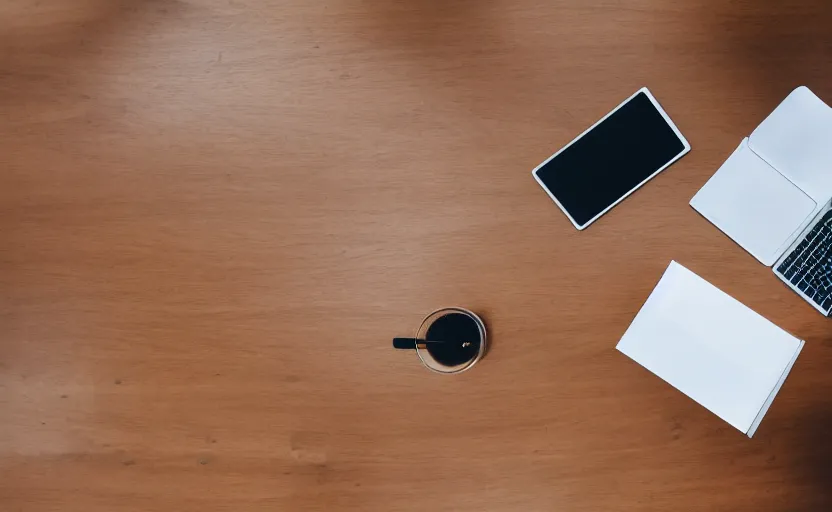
[617,261,802,435]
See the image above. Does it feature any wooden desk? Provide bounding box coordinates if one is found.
[2,1,832,510]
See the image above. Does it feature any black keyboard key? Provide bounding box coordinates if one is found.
[805,224,823,241]
[808,264,823,279]
[787,256,806,274]
[792,245,808,260]
[816,261,832,280]
[810,278,825,293]
[777,212,832,312]
[812,274,831,299]
[793,239,810,255]
[818,243,832,265]
[778,252,797,274]
[791,269,807,286]
[794,244,815,269]
[792,237,812,256]
[824,264,832,287]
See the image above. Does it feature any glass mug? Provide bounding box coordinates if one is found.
[393,307,487,374]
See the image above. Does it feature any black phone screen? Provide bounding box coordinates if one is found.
[534,91,687,228]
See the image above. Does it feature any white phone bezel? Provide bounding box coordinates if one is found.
[532,87,691,230]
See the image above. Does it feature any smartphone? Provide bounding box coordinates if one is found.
[532,88,690,230]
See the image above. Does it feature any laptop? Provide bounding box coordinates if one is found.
[691,86,832,315]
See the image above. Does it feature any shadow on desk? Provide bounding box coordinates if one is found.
[787,406,832,511]
[0,0,183,107]
[703,0,832,102]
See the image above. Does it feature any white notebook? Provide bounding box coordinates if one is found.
[617,261,804,437]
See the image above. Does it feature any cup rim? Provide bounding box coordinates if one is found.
[414,307,487,375]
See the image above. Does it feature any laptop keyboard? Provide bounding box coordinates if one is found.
[776,209,832,312]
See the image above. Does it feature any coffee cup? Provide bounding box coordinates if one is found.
[393,307,487,374]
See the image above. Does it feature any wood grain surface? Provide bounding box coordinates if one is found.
[2,1,832,510]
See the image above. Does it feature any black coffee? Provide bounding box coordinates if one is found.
[424,313,481,367]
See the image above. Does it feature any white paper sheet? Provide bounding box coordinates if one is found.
[617,261,803,436]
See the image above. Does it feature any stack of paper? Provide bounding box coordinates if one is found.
[617,261,804,437]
